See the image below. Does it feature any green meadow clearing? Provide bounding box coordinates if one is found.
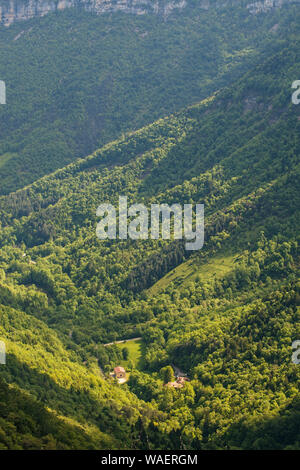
[114,339,145,371]
[147,253,236,296]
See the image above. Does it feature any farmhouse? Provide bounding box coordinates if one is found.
[114,366,126,380]
[165,376,189,389]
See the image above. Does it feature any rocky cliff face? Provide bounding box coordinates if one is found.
[0,0,187,26]
[0,0,299,26]
[246,0,300,14]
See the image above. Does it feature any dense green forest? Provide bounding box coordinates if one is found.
[0,4,299,451]
[0,3,298,193]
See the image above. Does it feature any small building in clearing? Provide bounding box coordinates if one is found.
[114,366,126,380]
[165,376,189,389]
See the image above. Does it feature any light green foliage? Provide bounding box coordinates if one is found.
[160,366,175,384]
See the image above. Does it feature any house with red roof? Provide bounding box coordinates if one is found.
[114,366,126,380]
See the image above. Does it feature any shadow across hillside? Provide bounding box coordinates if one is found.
[1,353,142,447]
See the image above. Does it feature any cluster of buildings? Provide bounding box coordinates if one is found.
[165,376,189,389]
[111,365,189,388]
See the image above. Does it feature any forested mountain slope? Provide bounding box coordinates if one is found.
[0,377,113,449]
[0,30,299,449]
[0,4,298,193]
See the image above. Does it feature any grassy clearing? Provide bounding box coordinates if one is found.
[147,253,237,296]
[115,339,145,371]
